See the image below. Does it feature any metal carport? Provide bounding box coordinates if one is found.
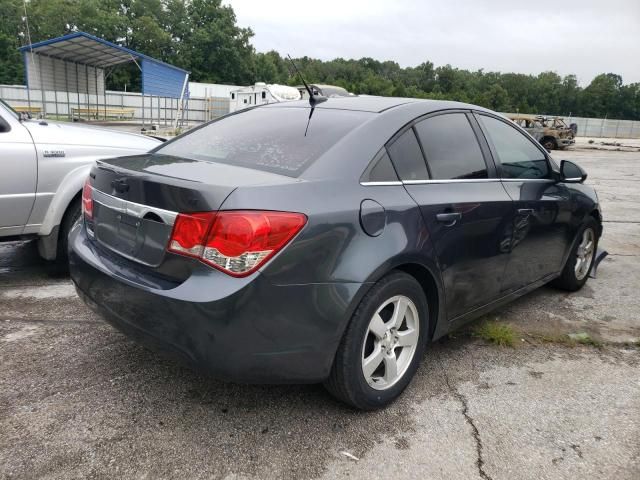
[19,31,189,124]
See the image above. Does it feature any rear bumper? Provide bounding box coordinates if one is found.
[69,223,363,383]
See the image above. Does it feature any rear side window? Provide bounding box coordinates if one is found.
[361,150,399,183]
[414,113,488,180]
[156,107,368,177]
[386,129,429,181]
[478,115,550,179]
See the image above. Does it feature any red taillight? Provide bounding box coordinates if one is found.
[168,210,307,277]
[82,178,93,220]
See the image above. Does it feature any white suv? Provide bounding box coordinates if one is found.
[0,99,160,262]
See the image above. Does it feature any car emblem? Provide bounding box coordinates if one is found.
[111,178,130,194]
[43,149,65,157]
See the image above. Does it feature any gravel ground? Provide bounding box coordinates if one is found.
[0,146,639,479]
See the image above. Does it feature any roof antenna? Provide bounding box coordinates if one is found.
[287,54,327,107]
[286,54,326,136]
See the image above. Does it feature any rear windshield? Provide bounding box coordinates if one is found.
[155,106,368,177]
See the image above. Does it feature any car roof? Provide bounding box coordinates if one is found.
[264,96,481,114]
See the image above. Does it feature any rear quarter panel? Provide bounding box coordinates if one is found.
[220,178,445,343]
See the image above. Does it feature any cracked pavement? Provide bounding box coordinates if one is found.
[1,147,639,479]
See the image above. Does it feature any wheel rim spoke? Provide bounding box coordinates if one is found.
[383,354,398,384]
[390,297,408,329]
[396,328,418,347]
[363,346,385,380]
[369,313,387,340]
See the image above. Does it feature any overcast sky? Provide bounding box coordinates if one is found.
[227,0,640,85]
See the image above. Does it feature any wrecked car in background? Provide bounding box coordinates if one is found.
[0,99,161,263]
[508,114,575,150]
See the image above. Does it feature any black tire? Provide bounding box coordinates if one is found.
[541,137,557,151]
[55,197,81,266]
[324,271,429,410]
[551,217,600,291]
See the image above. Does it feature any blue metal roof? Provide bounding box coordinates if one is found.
[20,31,189,97]
[20,31,188,72]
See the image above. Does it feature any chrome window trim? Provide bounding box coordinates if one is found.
[91,188,178,226]
[403,178,500,185]
[360,178,557,186]
[360,181,403,186]
[500,178,555,183]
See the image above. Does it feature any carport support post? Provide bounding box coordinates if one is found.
[64,61,71,120]
[94,67,100,121]
[84,64,90,120]
[75,62,81,121]
[37,54,46,117]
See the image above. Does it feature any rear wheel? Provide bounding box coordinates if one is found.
[324,271,428,410]
[551,217,599,291]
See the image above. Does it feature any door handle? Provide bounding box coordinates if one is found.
[518,208,534,216]
[436,212,462,226]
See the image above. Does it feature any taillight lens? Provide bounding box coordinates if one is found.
[82,178,93,220]
[168,210,307,277]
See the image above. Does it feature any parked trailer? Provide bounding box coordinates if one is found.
[229,83,300,112]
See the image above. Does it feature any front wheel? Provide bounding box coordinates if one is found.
[324,271,429,410]
[551,218,599,291]
[541,137,557,150]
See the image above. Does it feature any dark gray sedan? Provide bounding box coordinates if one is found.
[69,96,603,409]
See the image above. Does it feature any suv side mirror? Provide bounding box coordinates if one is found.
[560,160,587,183]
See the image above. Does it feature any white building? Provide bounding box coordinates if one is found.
[229,83,301,112]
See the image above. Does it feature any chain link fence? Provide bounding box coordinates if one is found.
[0,84,230,125]
[564,116,640,139]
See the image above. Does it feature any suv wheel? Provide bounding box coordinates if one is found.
[551,217,599,291]
[55,197,81,266]
[324,271,429,410]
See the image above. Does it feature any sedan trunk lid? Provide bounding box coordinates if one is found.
[88,153,298,267]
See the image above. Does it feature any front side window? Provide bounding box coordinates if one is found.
[414,113,488,180]
[478,115,550,179]
[386,129,429,181]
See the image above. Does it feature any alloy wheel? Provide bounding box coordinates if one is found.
[361,295,420,391]
[575,227,595,281]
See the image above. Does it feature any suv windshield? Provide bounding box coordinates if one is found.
[156,106,369,177]
[0,99,19,119]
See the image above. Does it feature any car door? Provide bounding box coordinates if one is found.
[386,111,514,320]
[474,112,573,292]
[0,103,37,234]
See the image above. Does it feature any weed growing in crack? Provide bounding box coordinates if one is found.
[472,320,515,347]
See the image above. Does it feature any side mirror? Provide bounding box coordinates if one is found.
[560,160,587,183]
